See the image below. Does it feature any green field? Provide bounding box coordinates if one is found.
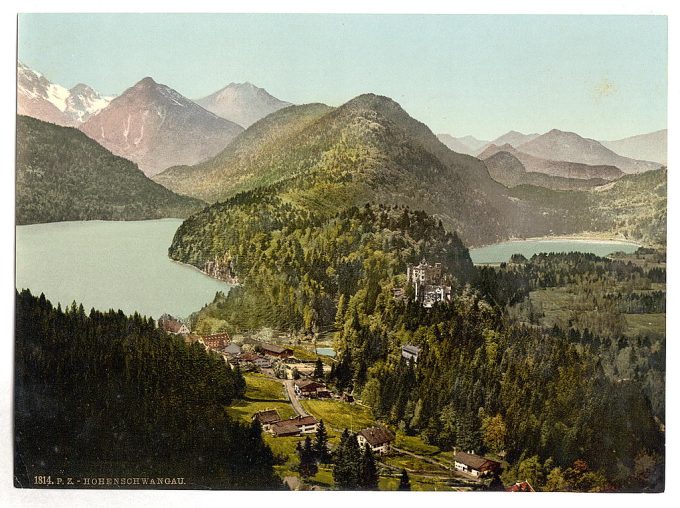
[301,400,376,434]
[624,313,666,340]
[244,373,287,400]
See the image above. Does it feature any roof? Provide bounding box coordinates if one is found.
[506,481,535,492]
[239,352,261,362]
[402,345,421,355]
[291,415,318,426]
[295,379,324,391]
[254,409,281,425]
[271,422,300,436]
[454,451,499,470]
[261,343,291,354]
[160,319,188,333]
[224,343,242,354]
[204,332,231,341]
[358,426,395,447]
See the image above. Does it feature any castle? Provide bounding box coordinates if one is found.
[406,258,452,308]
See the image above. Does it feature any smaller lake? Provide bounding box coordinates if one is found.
[469,239,639,264]
[16,219,231,319]
[315,347,336,358]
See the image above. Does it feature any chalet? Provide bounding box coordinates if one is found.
[260,343,293,358]
[271,421,301,437]
[253,409,282,433]
[239,353,271,369]
[356,426,395,455]
[453,451,500,478]
[158,314,190,335]
[202,332,231,350]
[506,480,535,492]
[270,415,319,437]
[401,344,421,363]
[223,343,242,356]
[294,379,329,398]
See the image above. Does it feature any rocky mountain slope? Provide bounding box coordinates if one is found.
[196,82,292,128]
[79,77,243,176]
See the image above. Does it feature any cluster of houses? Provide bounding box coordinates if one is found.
[253,409,320,438]
[404,258,453,308]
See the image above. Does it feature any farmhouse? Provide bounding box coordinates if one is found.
[356,426,395,455]
[260,343,293,358]
[453,451,500,478]
[253,409,281,433]
[270,415,319,437]
[401,344,421,363]
[294,379,330,398]
[202,332,231,350]
[158,314,190,335]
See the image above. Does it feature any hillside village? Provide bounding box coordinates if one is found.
[156,311,512,491]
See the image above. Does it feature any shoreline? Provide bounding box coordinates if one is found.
[471,233,643,250]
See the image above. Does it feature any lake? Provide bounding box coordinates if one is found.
[469,238,639,264]
[16,219,231,319]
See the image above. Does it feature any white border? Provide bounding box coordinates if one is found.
[1,2,676,508]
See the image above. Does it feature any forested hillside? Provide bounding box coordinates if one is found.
[16,116,205,225]
[172,202,473,334]
[14,290,280,489]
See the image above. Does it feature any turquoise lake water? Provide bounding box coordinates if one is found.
[16,220,641,320]
[469,239,639,264]
[16,219,231,320]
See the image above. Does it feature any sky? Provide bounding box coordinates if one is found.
[17,13,667,141]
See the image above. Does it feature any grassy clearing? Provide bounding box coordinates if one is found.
[226,400,296,423]
[301,400,376,434]
[244,373,287,400]
[624,313,666,340]
[383,454,450,475]
[394,432,439,456]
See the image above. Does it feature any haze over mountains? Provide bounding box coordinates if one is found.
[196,82,292,128]
[478,143,624,181]
[79,77,244,176]
[601,129,667,165]
[17,63,112,127]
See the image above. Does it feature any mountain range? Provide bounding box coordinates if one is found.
[482,150,608,191]
[16,115,204,225]
[196,82,292,128]
[478,143,624,181]
[517,129,661,174]
[601,129,667,166]
[79,77,244,176]
[17,63,112,126]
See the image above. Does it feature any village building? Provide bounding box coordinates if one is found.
[294,379,330,399]
[260,343,293,358]
[253,409,282,433]
[270,415,319,437]
[238,352,271,369]
[356,426,395,455]
[506,480,536,492]
[158,314,190,335]
[223,343,242,356]
[453,451,501,478]
[202,332,231,350]
[405,258,452,307]
[401,344,421,363]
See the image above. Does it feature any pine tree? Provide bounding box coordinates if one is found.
[359,443,379,490]
[314,358,324,379]
[298,436,318,478]
[314,420,331,463]
[333,429,361,489]
[398,469,411,491]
